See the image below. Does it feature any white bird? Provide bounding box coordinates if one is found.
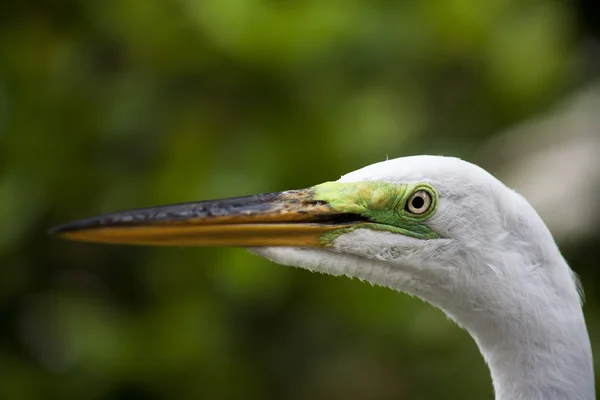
[51,155,595,400]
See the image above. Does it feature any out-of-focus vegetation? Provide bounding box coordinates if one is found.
[1,1,599,399]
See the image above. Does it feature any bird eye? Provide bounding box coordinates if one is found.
[406,190,432,215]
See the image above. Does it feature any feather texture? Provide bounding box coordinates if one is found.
[251,156,595,400]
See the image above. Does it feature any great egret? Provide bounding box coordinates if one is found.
[51,156,595,399]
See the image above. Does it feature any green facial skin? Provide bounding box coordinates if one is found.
[310,181,439,246]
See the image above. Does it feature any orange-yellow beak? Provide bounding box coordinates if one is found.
[49,190,364,247]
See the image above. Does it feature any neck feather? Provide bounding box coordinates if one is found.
[250,234,596,399]
[436,256,595,400]
[470,296,593,399]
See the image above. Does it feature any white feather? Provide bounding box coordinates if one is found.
[251,156,595,400]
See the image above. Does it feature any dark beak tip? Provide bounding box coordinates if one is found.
[48,224,72,237]
[48,219,94,237]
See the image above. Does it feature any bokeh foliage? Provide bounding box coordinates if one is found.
[0,0,598,399]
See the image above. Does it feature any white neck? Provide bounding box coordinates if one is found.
[432,257,595,400]
[250,240,596,399]
[468,299,593,399]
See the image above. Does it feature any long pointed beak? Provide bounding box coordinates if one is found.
[49,190,364,247]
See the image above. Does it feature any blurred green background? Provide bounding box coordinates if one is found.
[1,0,599,399]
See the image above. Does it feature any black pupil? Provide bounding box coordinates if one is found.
[411,196,425,209]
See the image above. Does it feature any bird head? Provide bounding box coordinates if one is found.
[51,156,577,320]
